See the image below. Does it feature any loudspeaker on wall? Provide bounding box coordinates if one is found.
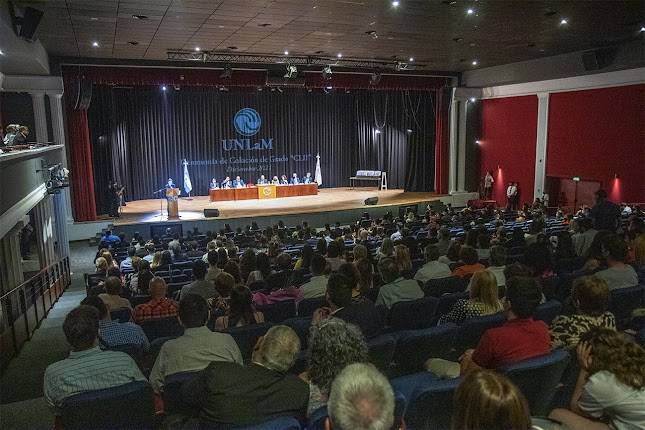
[204,209,220,217]
[364,197,379,206]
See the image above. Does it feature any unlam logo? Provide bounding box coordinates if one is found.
[223,108,273,150]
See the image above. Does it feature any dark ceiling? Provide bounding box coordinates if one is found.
[14,0,645,72]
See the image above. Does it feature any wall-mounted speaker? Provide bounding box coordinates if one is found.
[9,2,44,41]
[364,197,378,206]
[204,208,220,217]
[73,79,93,111]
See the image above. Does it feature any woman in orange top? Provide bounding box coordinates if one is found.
[452,246,485,278]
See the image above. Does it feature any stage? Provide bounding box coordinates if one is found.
[108,188,445,226]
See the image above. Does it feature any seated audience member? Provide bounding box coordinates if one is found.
[150,294,242,393]
[594,234,638,290]
[99,229,121,249]
[142,243,156,263]
[550,276,616,349]
[354,258,374,296]
[426,277,549,378]
[181,325,309,426]
[202,241,217,263]
[43,306,146,413]
[393,244,413,278]
[438,240,461,265]
[98,276,132,311]
[326,241,345,272]
[119,247,136,272]
[438,270,503,325]
[95,256,108,274]
[150,251,163,270]
[476,233,492,260]
[352,244,369,262]
[375,257,423,309]
[205,249,222,283]
[301,254,329,299]
[414,244,452,283]
[549,328,645,430]
[452,369,532,430]
[80,296,149,352]
[506,227,527,249]
[572,217,598,257]
[452,246,486,278]
[99,252,117,270]
[135,260,154,295]
[304,318,369,414]
[338,263,368,303]
[214,286,265,330]
[133,277,179,323]
[326,363,395,430]
[238,248,257,283]
[377,238,394,260]
[523,242,555,279]
[485,245,507,288]
[294,244,314,271]
[168,233,181,256]
[180,260,219,300]
[435,227,452,256]
[213,271,235,300]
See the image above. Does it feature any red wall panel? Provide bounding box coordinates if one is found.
[547,85,645,203]
[479,96,538,205]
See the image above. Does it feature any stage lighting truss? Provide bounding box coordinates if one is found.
[166,50,424,72]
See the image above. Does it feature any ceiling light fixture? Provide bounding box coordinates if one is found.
[467,8,474,15]
[161,85,167,91]
[406,129,413,134]
[0,49,5,56]
[92,41,99,47]
[640,26,645,32]
[375,129,382,134]
[195,47,201,52]
[337,53,343,58]
[284,50,289,55]
[409,57,414,62]
[469,97,476,102]
[472,60,478,66]
[392,1,400,7]
[560,18,568,25]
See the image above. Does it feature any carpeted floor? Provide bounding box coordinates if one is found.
[0,241,96,429]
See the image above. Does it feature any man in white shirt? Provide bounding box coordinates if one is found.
[390,224,404,242]
[149,294,242,393]
[301,255,329,299]
[506,182,518,210]
[376,258,423,309]
[414,244,452,283]
[483,171,494,199]
[142,243,156,262]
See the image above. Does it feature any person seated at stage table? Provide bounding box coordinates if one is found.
[221,176,232,189]
[233,176,246,188]
[257,174,268,185]
[303,172,313,184]
[290,172,301,185]
[280,174,289,185]
[271,175,280,185]
[209,178,219,189]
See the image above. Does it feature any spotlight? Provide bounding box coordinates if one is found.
[370,72,382,85]
[409,57,414,62]
[326,86,333,90]
[0,49,4,56]
[467,8,474,15]
[284,65,298,78]
[161,85,167,91]
[337,53,343,58]
[322,66,333,80]
[220,64,233,79]
[475,140,481,144]
[92,41,99,47]
[392,1,400,7]
[195,47,201,52]
[406,129,413,134]
[469,97,476,102]
[284,50,289,55]
[559,18,568,25]
[472,60,478,66]
[640,26,645,32]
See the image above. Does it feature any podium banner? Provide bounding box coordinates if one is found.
[257,184,277,199]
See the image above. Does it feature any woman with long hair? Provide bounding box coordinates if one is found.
[214,285,264,330]
[238,248,257,283]
[294,244,314,271]
[452,369,532,430]
[354,258,373,296]
[378,238,394,260]
[150,251,162,270]
[438,270,503,324]
[549,328,645,430]
[394,244,413,277]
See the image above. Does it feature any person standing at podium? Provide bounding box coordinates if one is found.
[257,175,268,185]
[303,172,313,184]
[166,178,175,189]
[233,176,246,188]
[290,173,300,185]
[221,176,232,189]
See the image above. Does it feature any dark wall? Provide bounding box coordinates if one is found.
[1,92,35,132]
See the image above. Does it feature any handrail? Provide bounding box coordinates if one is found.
[0,259,65,302]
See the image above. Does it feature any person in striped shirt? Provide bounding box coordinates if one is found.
[43,306,147,414]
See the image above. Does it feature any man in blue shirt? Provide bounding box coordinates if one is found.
[232,176,246,188]
[99,230,121,249]
[81,296,149,352]
[119,247,136,272]
[290,173,300,185]
[303,172,313,184]
[221,176,232,188]
[257,174,268,185]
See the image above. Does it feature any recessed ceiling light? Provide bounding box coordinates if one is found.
[469,97,476,102]
[375,129,382,134]
[640,26,645,32]
[337,53,342,58]
[472,60,478,66]
[475,140,481,144]
[127,41,139,45]
[560,18,568,25]
[0,49,5,56]
[467,8,474,15]
[409,57,414,62]
[391,1,400,7]
[284,50,289,55]
[132,14,148,20]
[92,41,99,47]
[161,85,167,91]
[90,17,98,21]
[195,47,201,52]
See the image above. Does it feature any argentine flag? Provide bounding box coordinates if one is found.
[315,153,323,186]
[182,159,192,195]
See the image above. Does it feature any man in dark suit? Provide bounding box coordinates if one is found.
[181,325,308,427]
[290,173,300,185]
[303,172,313,184]
[232,176,246,188]
[256,174,268,185]
[221,176,232,189]
[313,273,384,338]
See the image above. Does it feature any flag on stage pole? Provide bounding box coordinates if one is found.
[182,159,192,196]
[315,153,323,186]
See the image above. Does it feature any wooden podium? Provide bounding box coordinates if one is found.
[166,187,180,219]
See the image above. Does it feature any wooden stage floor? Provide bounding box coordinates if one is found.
[110,188,443,226]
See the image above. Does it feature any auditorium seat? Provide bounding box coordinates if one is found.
[282,317,312,349]
[257,300,296,323]
[228,323,273,360]
[534,299,562,325]
[297,297,326,317]
[423,277,468,297]
[231,416,302,430]
[130,295,151,307]
[388,296,439,330]
[500,349,570,415]
[453,313,506,355]
[393,323,458,375]
[367,333,397,373]
[60,381,155,429]
[110,308,131,323]
[608,285,645,329]
[163,371,200,415]
[432,291,469,324]
[139,317,184,342]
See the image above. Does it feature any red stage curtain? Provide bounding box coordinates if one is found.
[434,87,450,194]
[66,108,97,221]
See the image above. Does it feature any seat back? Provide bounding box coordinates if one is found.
[389,297,439,330]
[282,317,312,349]
[500,349,570,415]
[297,297,327,317]
[231,415,302,430]
[163,371,200,415]
[110,308,131,323]
[394,324,458,374]
[609,285,644,329]
[367,334,397,372]
[228,322,274,359]
[139,317,184,342]
[404,377,461,430]
[60,381,154,429]
[433,291,469,323]
[423,277,468,297]
[257,300,297,323]
[534,300,562,325]
[453,313,505,354]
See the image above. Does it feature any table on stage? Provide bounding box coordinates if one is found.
[209,184,318,202]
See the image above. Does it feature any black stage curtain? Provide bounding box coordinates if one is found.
[88,87,436,210]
